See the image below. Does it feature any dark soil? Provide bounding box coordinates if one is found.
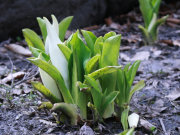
[0,2,180,135]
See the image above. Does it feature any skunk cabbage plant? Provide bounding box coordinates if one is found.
[139,0,168,45]
[23,15,145,129]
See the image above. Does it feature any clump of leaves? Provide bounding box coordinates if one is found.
[138,0,168,45]
[22,15,145,132]
[22,15,122,125]
[79,30,145,129]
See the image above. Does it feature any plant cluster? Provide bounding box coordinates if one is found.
[23,15,145,133]
[138,0,168,45]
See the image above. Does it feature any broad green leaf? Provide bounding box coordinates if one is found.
[71,51,78,104]
[44,17,69,89]
[116,69,126,107]
[100,34,121,67]
[69,32,91,119]
[59,16,73,41]
[121,107,129,130]
[102,91,119,118]
[32,81,61,103]
[88,66,122,80]
[37,17,47,42]
[27,57,74,104]
[81,30,97,54]
[70,31,91,81]
[103,31,116,41]
[139,0,153,28]
[128,80,145,102]
[100,34,121,94]
[51,103,80,125]
[58,44,72,61]
[94,36,104,55]
[22,28,45,51]
[85,54,100,74]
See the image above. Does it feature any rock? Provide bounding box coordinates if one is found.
[0,0,106,41]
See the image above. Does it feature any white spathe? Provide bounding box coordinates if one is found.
[39,68,62,100]
[43,16,69,89]
[128,113,139,128]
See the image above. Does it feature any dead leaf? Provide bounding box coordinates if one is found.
[83,25,100,31]
[5,44,32,56]
[120,46,131,51]
[167,18,180,24]
[131,51,150,61]
[0,72,25,84]
[165,90,180,101]
[140,119,156,132]
[122,35,142,43]
[160,40,180,47]
[39,119,57,126]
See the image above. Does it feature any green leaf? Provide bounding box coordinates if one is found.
[121,107,129,130]
[32,81,61,103]
[27,57,74,104]
[29,46,50,60]
[128,80,145,102]
[138,25,150,44]
[84,75,102,114]
[100,34,121,94]
[81,30,97,55]
[70,31,91,81]
[22,29,45,51]
[139,0,153,28]
[51,103,80,125]
[88,66,122,80]
[102,91,119,117]
[149,15,168,41]
[116,69,126,107]
[58,44,72,61]
[152,0,161,15]
[59,16,73,42]
[85,54,100,74]
[37,17,47,42]
[100,34,121,67]
[103,31,116,40]
[118,128,134,135]
[128,60,141,87]
[94,36,104,55]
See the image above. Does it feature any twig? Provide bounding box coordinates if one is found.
[13,67,39,86]
[159,118,168,135]
[5,54,14,88]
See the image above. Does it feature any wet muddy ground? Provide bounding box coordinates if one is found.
[0,2,180,135]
